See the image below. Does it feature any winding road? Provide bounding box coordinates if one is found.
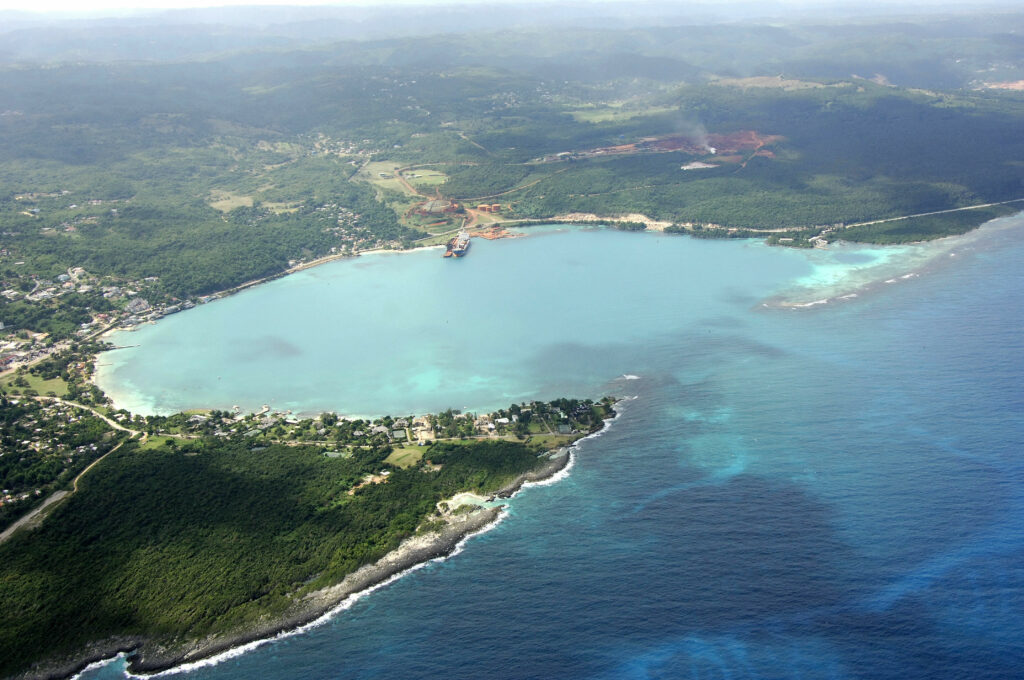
[0,398,143,545]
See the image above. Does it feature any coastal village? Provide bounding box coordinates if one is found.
[0,374,616,541]
[0,168,605,543]
[136,396,610,450]
[0,384,617,677]
[0,121,892,376]
[0,183,618,671]
[0,397,125,526]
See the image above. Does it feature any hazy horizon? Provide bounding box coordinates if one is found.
[2,0,1020,19]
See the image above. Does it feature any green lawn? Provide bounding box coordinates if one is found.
[407,169,448,188]
[385,445,425,468]
[526,434,573,451]
[568,105,676,123]
[2,373,69,397]
[207,190,254,212]
[358,161,418,197]
[138,435,180,451]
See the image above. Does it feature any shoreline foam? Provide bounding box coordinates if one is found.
[46,506,514,680]
[129,506,508,677]
[764,212,1024,308]
[48,416,628,680]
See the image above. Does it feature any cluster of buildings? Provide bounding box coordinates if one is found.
[0,399,105,508]
[473,411,519,432]
[151,404,584,447]
[174,411,440,445]
[0,264,205,372]
[315,202,406,254]
[305,133,389,158]
[0,487,42,508]
[414,199,462,216]
[0,336,70,371]
[2,267,95,304]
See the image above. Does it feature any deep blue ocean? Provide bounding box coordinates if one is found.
[84,218,1024,680]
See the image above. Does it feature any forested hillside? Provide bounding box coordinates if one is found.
[2,7,1023,330]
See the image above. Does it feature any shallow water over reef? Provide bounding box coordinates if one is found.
[96,225,962,417]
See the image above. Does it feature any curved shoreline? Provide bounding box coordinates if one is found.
[92,215,1024,417]
[764,212,1024,308]
[29,447,583,680]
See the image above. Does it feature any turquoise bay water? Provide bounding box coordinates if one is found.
[87,219,1024,679]
[95,227,945,417]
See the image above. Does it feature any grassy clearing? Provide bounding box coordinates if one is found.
[408,215,458,233]
[357,161,418,196]
[263,201,300,214]
[207,190,254,212]
[568,105,676,123]
[138,435,179,451]
[526,434,573,451]
[2,373,69,397]
[385,445,425,468]
[392,196,426,216]
[470,211,503,225]
[406,169,448,188]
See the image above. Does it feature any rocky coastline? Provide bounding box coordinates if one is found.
[490,448,571,499]
[15,449,573,680]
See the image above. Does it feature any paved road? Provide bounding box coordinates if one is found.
[32,395,137,433]
[0,490,68,544]
[0,436,132,545]
[0,400,143,545]
[840,197,1024,229]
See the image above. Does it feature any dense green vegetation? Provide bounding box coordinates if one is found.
[0,394,613,676]
[835,205,1021,244]
[2,11,1024,336]
[1,5,1021,676]
[0,435,553,676]
[459,85,1024,231]
[0,296,98,339]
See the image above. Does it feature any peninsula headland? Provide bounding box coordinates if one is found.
[0,395,616,680]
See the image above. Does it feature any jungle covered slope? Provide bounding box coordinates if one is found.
[0,434,576,678]
[3,10,1024,334]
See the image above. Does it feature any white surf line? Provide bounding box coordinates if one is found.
[86,410,636,678]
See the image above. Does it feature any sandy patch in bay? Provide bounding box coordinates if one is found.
[554,212,674,231]
[982,80,1024,91]
[448,492,490,508]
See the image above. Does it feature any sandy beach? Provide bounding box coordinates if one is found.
[553,212,675,230]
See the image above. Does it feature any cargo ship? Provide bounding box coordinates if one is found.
[443,230,471,258]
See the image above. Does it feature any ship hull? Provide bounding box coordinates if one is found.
[446,230,471,258]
